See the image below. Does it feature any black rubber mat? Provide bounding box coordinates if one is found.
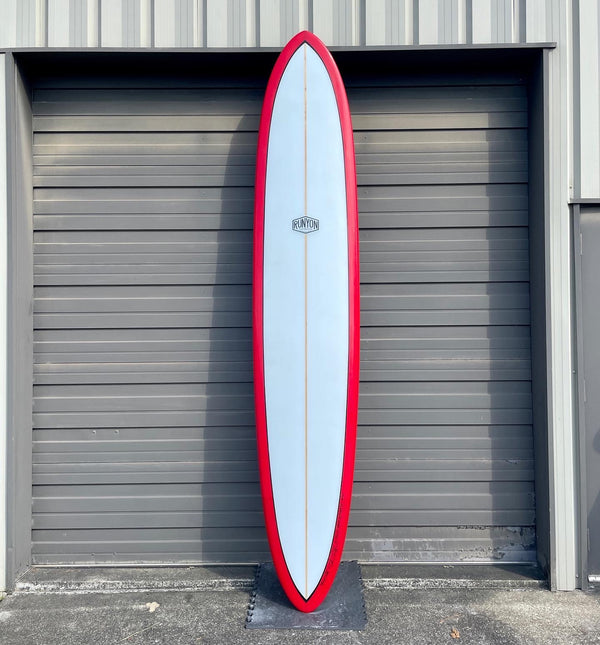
[245,561,367,630]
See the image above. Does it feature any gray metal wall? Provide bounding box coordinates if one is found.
[574,206,600,584]
[0,0,556,49]
[30,64,535,564]
[0,0,583,593]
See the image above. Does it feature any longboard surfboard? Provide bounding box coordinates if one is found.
[253,31,360,613]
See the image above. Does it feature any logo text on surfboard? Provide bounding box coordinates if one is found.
[292,217,320,234]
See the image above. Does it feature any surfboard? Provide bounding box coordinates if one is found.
[253,31,360,613]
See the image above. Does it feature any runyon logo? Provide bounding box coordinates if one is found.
[292,216,320,234]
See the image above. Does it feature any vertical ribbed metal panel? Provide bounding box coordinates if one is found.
[545,0,577,591]
[577,208,600,580]
[48,0,70,47]
[100,0,123,46]
[383,0,411,45]
[204,0,256,47]
[30,67,534,564]
[312,0,360,46]
[87,0,100,47]
[578,0,600,198]
[174,0,194,48]
[69,0,87,47]
[121,0,141,47]
[0,0,579,49]
[0,0,18,47]
[471,0,521,44]
[419,0,439,44]
[491,0,513,42]
[438,0,459,44]
[472,0,493,43]
[259,0,308,47]
[365,0,392,45]
[0,52,7,593]
[205,0,228,46]
[526,0,548,42]
[154,0,176,47]
[258,0,280,46]
[16,0,37,46]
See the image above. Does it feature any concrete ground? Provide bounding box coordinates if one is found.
[0,565,599,645]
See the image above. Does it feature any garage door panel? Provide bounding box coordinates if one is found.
[34,325,530,353]
[33,114,261,132]
[33,381,531,413]
[34,129,526,159]
[356,462,534,482]
[362,311,530,326]
[33,199,253,215]
[34,311,253,329]
[34,409,256,429]
[33,165,527,190]
[35,211,529,232]
[361,267,530,284]
[33,171,256,189]
[33,365,253,386]
[33,361,529,386]
[358,170,528,186]
[34,113,528,133]
[359,408,532,425]
[34,270,253,287]
[33,88,265,116]
[33,85,524,115]
[353,129,528,153]
[32,510,538,532]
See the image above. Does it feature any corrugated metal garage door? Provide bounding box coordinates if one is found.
[31,67,534,564]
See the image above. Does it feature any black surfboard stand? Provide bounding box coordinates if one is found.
[245,561,367,630]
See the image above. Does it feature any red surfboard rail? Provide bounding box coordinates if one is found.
[253,30,360,613]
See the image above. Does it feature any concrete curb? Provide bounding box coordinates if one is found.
[362,577,547,590]
[12,564,546,595]
[14,566,257,595]
[14,579,256,594]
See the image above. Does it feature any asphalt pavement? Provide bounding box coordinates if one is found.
[0,564,598,645]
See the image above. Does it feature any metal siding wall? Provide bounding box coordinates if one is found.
[48,0,71,47]
[30,71,534,564]
[7,57,34,589]
[526,0,548,42]
[121,0,140,48]
[16,0,37,47]
[175,0,194,48]
[87,0,100,47]
[419,0,438,44]
[312,0,360,46]
[100,0,123,47]
[438,0,459,44]
[575,208,600,580]
[546,0,577,591]
[578,0,600,198]
[259,0,308,47]
[0,52,6,592]
[0,0,580,51]
[69,0,87,48]
[154,0,177,47]
[0,0,17,47]
[0,0,586,587]
[205,0,229,46]
[365,0,412,46]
